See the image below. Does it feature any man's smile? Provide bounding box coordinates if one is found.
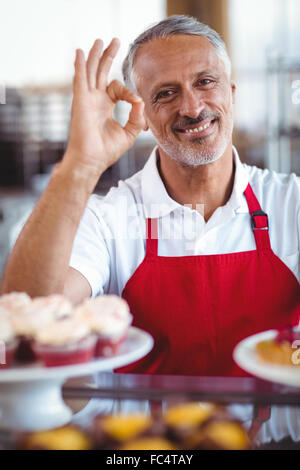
[173,118,218,139]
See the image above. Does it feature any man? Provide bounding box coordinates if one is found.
[2,16,300,375]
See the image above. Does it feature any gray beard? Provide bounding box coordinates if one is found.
[156,120,233,167]
[158,138,227,167]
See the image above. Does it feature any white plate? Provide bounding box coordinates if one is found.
[0,327,154,430]
[233,329,300,388]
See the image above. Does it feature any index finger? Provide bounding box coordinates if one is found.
[96,38,120,90]
[73,49,88,93]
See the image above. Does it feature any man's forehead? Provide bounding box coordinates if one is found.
[134,35,223,92]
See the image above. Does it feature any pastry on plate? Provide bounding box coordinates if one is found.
[256,326,300,366]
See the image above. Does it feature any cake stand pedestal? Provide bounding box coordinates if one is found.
[0,378,71,430]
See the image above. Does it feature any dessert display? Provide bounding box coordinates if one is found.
[74,295,132,357]
[0,291,132,368]
[17,402,250,450]
[256,326,300,366]
[91,403,250,450]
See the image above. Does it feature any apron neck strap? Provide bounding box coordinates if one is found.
[146,218,158,256]
[244,183,271,250]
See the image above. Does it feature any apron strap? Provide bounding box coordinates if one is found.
[244,184,271,251]
[146,218,158,256]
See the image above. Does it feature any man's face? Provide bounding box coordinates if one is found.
[133,35,235,167]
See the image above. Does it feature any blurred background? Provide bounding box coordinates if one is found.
[0,0,299,274]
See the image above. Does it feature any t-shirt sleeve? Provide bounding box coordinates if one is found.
[69,197,111,298]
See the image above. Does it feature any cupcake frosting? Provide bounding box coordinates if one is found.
[0,292,31,313]
[34,317,91,346]
[26,295,73,319]
[75,295,132,340]
[11,294,73,337]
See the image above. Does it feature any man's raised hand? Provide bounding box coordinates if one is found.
[64,39,145,187]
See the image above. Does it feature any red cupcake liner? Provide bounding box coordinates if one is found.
[32,335,97,367]
[94,332,127,358]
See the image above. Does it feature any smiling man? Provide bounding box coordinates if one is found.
[128,32,236,220]
[2,15,300,376]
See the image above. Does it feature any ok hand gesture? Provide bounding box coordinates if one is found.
[64,39,146,186]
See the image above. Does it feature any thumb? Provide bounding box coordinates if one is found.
[123,100,146,141]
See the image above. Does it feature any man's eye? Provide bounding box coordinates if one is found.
[155,90,175,102]
[198,79,214,86]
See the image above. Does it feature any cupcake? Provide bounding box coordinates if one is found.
[0,311,19,368]
[32,316,96,367]
[256,326,300,366]
[12,294,73,362]
[75,295,132,358]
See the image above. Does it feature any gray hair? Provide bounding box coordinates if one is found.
[122,15,232,93]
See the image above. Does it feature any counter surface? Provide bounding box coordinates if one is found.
[1,373,300,449]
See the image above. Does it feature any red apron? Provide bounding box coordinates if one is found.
[118,183,300,376]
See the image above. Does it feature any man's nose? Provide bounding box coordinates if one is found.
[178,89,204,119]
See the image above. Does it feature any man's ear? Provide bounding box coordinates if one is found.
[231,81,236,104]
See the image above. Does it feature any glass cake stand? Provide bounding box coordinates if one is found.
[0,327,153,431]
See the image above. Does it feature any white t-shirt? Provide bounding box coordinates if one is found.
[69,146,300,297]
